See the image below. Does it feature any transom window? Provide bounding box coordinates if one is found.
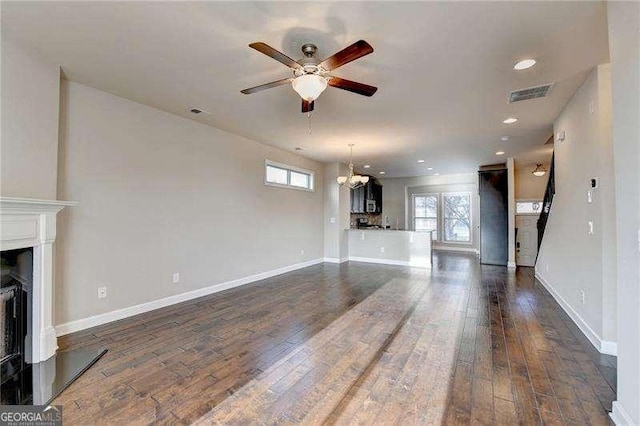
[265,160,314,192]
[413,194,438,240]
[516,200,543,214]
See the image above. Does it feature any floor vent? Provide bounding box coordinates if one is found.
[509,83,553,103]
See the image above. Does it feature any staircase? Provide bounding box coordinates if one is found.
[537,152,555,252]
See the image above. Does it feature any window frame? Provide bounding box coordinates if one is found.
[441,191,473,244]
[264,160,315,192]
[412,193,439,241]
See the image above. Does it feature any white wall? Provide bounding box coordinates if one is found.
[55,80,325,326]
[608,1,640,424]
[1,36,60,199]
[381,173,479,252]
[535,64,617,353]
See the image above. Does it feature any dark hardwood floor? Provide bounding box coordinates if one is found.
[55,252,616,424]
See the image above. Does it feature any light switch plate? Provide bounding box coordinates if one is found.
[588,221,594,235]
[587,190,593,203]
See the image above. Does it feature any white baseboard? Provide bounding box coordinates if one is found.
[55,258,324,336]
[535,271,617,356]
[601,340,618,356]
[323,257,348,264]
[610,401,634,425]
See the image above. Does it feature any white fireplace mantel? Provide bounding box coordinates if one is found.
[1,197,77,363]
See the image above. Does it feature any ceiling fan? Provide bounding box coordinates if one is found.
[241,40,377,113]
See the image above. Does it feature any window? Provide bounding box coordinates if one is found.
[516,200,543,214]
[413,194,438,240]
[443,193,472,243]
[265,160,314,191]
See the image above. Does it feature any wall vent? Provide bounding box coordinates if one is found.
[508,83,554,103]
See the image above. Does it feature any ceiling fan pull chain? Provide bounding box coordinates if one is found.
[308,111,312,135]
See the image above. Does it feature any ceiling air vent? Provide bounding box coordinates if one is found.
[508,83,554,103]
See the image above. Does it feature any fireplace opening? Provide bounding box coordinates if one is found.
[1,247,33,402]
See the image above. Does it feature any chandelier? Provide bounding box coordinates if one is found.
[337,144,369,189]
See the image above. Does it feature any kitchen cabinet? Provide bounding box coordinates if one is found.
[350,178,382,214]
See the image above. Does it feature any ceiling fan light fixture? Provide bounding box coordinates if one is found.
[292,74,328,102]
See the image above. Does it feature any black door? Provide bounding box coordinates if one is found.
[479,169,508,265]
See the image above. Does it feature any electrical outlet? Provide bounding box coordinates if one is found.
[300,249,305,256]
[580,290,586,305]
[172,273,180,284]
[380,247,385,254]
[97,286,107,299]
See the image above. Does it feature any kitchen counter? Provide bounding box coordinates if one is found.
[346,229,433,268]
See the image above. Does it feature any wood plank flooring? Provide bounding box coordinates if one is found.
[54,252,616,424]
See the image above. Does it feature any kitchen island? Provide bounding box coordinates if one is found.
[346,229,433,268]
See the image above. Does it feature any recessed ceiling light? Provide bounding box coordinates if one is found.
[363,164,371,169]
[501,136,510,141]
[427,167,433,171]
[496,151,505,155]
[434,173,440,176]
[417,159,425,163]
[503,117,518,124]
[379,171,386,175]
[514,59,537,70]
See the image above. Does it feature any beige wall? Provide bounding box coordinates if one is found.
[515,165,549,200]
[1,36,60,199]
[608,1,640,423]
[55,80,325,325]
[536,65,616,347]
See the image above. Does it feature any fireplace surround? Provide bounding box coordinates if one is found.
[0,197,76,364]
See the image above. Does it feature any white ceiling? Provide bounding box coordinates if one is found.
[2,1,609,177]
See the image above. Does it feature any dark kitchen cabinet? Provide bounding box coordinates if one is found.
[350,178,383,214]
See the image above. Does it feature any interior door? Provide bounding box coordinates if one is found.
[516,215,539,267]
[479,169,508,265]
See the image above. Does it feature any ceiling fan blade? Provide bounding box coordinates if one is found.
[319,40,373,71]
[241,78,293,95]
[301,100,314,113]
[249,42,303,70]
[328,77,378,97]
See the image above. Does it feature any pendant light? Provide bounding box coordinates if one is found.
[532,163,547,177]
